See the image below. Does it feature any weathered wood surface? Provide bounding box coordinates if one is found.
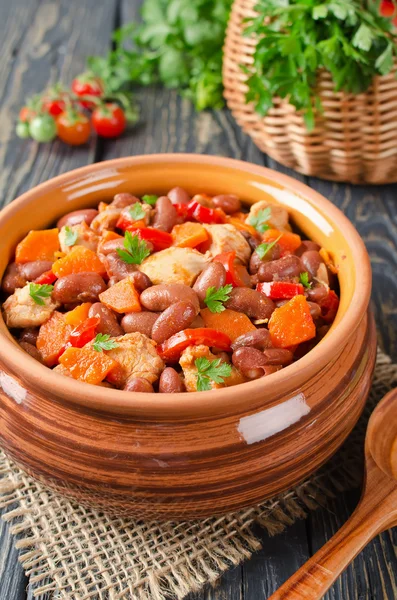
[0,0,397,599]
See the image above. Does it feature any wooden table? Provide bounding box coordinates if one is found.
[0,1,396,599]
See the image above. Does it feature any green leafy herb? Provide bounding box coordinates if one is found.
[117,231,151,264]
[244,0,397,130]
[93,333,119,352]
[64,226,78,247]
[29,283,54,305]
[142,194,158,206]
[248,207,272,233]
[129,203,146,221]
[195,357,232,391]
[255,234,283,260]
[299,272,312,289]
[204,284,233,313]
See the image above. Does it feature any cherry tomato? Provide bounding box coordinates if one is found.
[213,251,251,287]
[91,103,126,138]
[69,317,99,348]
[19,106,36,123]
[57,111,91,146]
[29,115,57,143]
[43,98,66,117]
[71,73,103,109]
[380,0,396,17]
[157,328,232,362]
[256,281,304,299]
[16,121,31,139]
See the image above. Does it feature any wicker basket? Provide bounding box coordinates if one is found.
[223,0,397,184]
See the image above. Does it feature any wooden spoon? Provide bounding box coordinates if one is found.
[268,388,397,600]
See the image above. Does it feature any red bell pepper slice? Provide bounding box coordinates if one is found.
[318,289,340,323]
[157,328,232,361]
[34,269,57,285]
[173,203,189,219]
[69,316,100,348]
[256,281,304,299]
[135,228,173,251]
[116,214,146,231]
[213,251,250,287]
[187,200,226,224]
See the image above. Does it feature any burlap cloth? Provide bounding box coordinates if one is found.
[1,349,396,600]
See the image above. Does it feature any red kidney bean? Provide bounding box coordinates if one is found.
[88,303,123,337]
[152,196,177,232]
[124,377,154,393]
[100,239,125,255]
[212,194,241,214]
[152,301,197,344]
[19,327,39,346]
[307,301,322,320]
[19,260,53,281]
[159,367,185,393]
[1,263,26,294]
[234,264,253,288]
[295,241,321,256]
[193,262,226,305]
[306,283,328,303]
[249,244,281,274]
[232,347,268,379]
[121,312,159,337]
[262,348,293,366]
[57,208,98,229]
[240,230,259,253]
[317,325,330,340]
[226,288,275,320]
[129,271,152,292]
[300,250,323,278]
[263,365,283,376]
[103,252,137,282]
[231,328,272,351]
[111,193,140,208]
[19,341,44,363]
[52,273,107,304]
[189,314,205,328]
[258,255,304,282]
[167,186,191,205]
[140,284,199,313]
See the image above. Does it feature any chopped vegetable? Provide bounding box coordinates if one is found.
[157,328,232,362]
[257,281,304,300]
[268,295,316,348]
[142,195,158,206]
[256,234,283,260]
[34,270,57,285]
[195,357,232,392]
[52,245,105,278]
[136,228,173,251]
[187,200,226,224]
[204,284,233,313]
[248,207,271,233]
[299,272,312,289]
[99,278,141,314]
[37,312,72,366]
[93,333,119,352]
[213,251,250,287]
[15,228,60,263]
[59,346,119,384]
[64,303,92,327]
[318,290,340,323]
[117,231,151,264]
[69,317,100,348]
[200,308,256,342]
[171,222,209,248]
[261,229,302,255]
[29,283,54,306]
[64,226,78,247]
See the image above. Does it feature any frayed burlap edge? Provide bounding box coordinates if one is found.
[0,349,396,600]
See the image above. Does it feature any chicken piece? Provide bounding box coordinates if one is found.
[139,247,210,286]
[118,203,152,227]
[245,201,290,232]
[3,283,59,329]
[59,222,99,254]
[104,332,165,387]
[90,206,122,234]
[203,224,251,264]
[179,345,246,392]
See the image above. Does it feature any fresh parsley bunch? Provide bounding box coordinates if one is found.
[88,0,233,111]
[244,0,397,129]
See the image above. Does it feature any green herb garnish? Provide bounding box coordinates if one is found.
[204,284,233,313]
[93,333,119,352]
[64,226,78,247]
[129,203,146,221]
[248,207,272,233]
[142,194,158,206]
[299,272,312,289]
[195,357,232,392]
[29,283,54,305]
[255,234,283,260]
[117,230,151,265]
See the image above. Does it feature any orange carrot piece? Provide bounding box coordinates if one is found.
[226,217,260,239]
[268,295,316,348]
[52,246,105,278]
[101,230,123,243]
[172,222,209,248]
[261,229,301,254]
[64,303,93,327]
[200,308,256,342]
[37,312,72,367]
[15,229,60,264]
[59,347,118,384]
[99,278,141,314]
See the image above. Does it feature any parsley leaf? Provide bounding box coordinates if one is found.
[299,272,312,289]
[142,194,158,206]
[129,203,146,221]
[93,333,119,352]
[195,357,232,392]
[64,226,78,247]
[248,207,272,233]
[204,284,233,313]
[29,283,54,305]
[255,234,283,260]
[117,231,151,265]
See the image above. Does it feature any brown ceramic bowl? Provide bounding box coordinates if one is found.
[0,154,376,519]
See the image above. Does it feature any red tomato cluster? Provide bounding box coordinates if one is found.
[380,0,397,23]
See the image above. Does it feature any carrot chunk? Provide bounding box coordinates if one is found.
[268,295,316,348]
[37,312,72,366]
[261,229,301,255]
[59,347,118,384]
[99,278,141,313]
[200,308,256,342]
[64,303,93,327]
[15,229,60,264]
[52,246,105,278]
[172,222,209,248]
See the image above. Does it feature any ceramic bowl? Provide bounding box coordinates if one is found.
[0,154,376,519]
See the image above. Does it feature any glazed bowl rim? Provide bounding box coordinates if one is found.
[0,154,371,418]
